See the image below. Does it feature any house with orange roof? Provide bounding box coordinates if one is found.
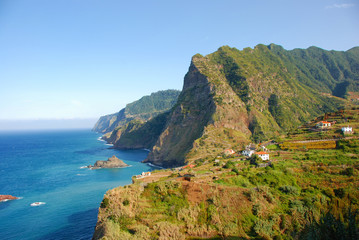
[255,151,269,161]
[316,121,331,128]
[224,149,235,155]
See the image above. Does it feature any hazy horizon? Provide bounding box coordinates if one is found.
[0,118,98,131]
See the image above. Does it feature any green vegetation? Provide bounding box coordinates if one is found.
[92,45,359,238]
[97,44,358,168]
[94,105,359,240]
[125,90,181,116]
[92,89,180,134]
[209,44,351,140]
[112,111,170,149]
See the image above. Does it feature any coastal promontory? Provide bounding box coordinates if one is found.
[0,195,18,202]
[88,155,129,169]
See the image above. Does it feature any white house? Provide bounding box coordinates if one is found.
[135,172,151,179]
[342,126,353,134]
[316,121,331,128]
[242,149,255,157]
[142,172,151,177]
[255,151,269,161]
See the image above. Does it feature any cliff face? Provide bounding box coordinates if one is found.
[92,109,126,134]
[143,44,357,167]
[144,56,252,167]
[110,112,170,150]
[95,44,358,167]
[92,90,180,134]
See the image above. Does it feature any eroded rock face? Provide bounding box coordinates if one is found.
[89,155,129,169]
[144,61,217,167]
[0,195,18,202]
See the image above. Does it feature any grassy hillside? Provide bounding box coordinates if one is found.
[209,44,348,139]
[93,106,359,240]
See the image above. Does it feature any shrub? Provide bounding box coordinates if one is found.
[223,160,235,169]
[340,167,354,176]
[254,219,274,239]
[334,188,346,198]
[101,198,110,208]
[231,167,240,175]
[249,154,261,166]
[155,222,185,240]
[279,185,299,195]
[123,199,130,206]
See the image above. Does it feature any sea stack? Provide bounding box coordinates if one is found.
[88,155,129,169]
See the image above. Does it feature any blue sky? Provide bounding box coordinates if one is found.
[0,0,358,128]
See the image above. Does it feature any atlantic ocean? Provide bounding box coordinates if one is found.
[0,129,154,240]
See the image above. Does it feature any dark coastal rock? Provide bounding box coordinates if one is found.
[89,155,129,169]
[0,195,18,202]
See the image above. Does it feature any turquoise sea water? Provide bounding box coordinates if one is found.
[0,129,154,240]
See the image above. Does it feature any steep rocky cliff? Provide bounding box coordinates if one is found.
[92,90,180,134]
[143,44,357,167]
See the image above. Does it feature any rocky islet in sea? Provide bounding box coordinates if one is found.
[87,155,129,169]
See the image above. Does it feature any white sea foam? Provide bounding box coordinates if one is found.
[147,163,164,169]
[76,174,86,176]
[79,166,88,169]
[30,202,46,207]
[97,137,105,142]
[105,143,113,146]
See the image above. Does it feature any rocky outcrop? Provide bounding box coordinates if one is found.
[144,54,252,167]
[88,155,129,169]
[0,195,18,202]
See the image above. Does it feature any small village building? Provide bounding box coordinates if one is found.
[342,126,353,134]
[255,151,270,161]
[135,171,151,179]
[182,164,195,169]
[242,143,256,157]
[242,149,255,157]
[224,149,235,155]
[316,121,331,128]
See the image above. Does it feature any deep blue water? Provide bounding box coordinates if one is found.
[0,129,154,240]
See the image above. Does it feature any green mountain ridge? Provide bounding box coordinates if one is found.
[92,89,180,134]
[140,44,357,167]
[96,44,359,168]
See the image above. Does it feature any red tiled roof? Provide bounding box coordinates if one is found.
[255,151,269,155]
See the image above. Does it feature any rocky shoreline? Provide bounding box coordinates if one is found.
[87,155,129,169]
[0,195,18,202]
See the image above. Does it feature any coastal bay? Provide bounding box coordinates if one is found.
[0,130,155,240]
